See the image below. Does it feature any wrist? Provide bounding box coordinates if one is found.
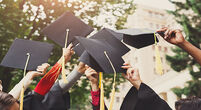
[131,80,142,90]
[177,40,188,48]
[91,82,99,91]
[64,55,70,62]
[23,76,33,87]
[77,67,86,74]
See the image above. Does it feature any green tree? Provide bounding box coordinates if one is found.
[0,0,135,109]
[167,0,201,98]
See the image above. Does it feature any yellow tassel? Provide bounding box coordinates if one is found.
[100,72,105,110]
[20,53,30,110]
[61,29,69,83]
[104,51,116,110]
[62,49,68,83]
[154,33,163,75]
[99,71,102,89]
[20,85,24,110]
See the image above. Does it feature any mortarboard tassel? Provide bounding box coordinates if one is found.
[62,50,68,83]
[154,33,163,75]
[20,53,30,110]
[61,29,70,83]
[99,72,102,89]
[104,51,116,110]
[99,72,105,110]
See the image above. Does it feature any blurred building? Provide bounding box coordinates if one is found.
[105,4,191,110]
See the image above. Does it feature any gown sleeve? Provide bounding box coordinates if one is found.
[34,63,62,96]
[23,82,70,110]
[58,67,83,93]
[91,89,108,110]
[120,83,172,110]
[136,83,172,110]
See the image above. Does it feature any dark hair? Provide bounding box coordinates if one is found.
[175,96,201,110]
[0,92,18,110]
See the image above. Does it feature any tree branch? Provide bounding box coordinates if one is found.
[27,7,40,40]
[19,0,26,10]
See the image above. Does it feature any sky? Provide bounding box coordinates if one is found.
[134,0,176,10]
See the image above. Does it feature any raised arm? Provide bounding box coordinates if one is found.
[157,27,201,66]
[85,67,101,110]
[34,44,74,96]
[121,63,142,90]
[9,63,49,99]
[58,62,87,93]
[121,63,172,110]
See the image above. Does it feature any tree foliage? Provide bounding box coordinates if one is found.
[168,0,201,98]
[0,0,135,109]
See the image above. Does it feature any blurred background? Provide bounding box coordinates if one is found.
[0,0,200,110]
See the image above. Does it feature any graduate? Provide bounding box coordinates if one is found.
[0,70,48,110]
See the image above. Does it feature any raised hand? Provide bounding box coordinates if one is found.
[77,62,87,74]
[25,63,50,81]
[63,43,74,62]
[121,63,142,90]
[157,27,185,46]
[85,67,99,91]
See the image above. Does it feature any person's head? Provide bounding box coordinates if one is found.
[0,92,19,110]
[175,96,201,110]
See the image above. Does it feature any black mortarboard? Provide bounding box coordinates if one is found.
[0,39,53,70]
[75,36,128,73]
[117,28,159,48]
[41,11,94,47]
[79,51,103,72]
[74,28,128,57]
[104,28,123,41]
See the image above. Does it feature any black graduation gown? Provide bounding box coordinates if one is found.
[121,83,172,110]
[23,82,70,110]
[92,83,172,110]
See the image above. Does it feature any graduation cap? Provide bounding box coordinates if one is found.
[117,28,164,75]
[0,38,53,110]
[103,28,123,41]
[41,11,94,47]
[0,38,53,70]
[79,51,103,72]
[75,36,129,73]
[116,28,159,48]
[74,28,128,57]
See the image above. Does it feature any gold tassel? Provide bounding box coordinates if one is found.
[99,72,101,89]
[100,72,105,110]
[154,33,163,75]
[20,85,24,110]
[61,29,70,83]
[62,49,68,83]
[104,51,116,110]
[20,53,30,110]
